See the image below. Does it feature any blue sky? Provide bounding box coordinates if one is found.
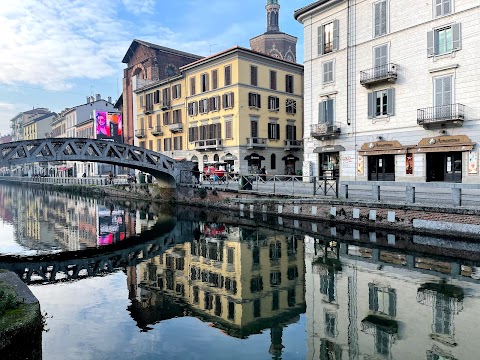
[0,0,308,136]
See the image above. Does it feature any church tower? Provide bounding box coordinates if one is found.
[250,0,297,62]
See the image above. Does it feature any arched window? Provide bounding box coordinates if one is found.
[203,155,208,164]
[271,154,276,170]
[214,154,219,162]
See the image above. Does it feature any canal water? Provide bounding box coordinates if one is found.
[0,184,479,359]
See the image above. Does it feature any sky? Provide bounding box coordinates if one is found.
[0,0,309,136]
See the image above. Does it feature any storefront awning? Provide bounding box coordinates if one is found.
[221,153,238,161]
[244,153,265,161]
[359,140,408,156]
[313,145,345,153]
[414,135,474,153]
[282,154,299,161]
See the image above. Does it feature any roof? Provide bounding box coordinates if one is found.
[122,39,203,64]
[23,112,56,126]
[294,0,335,20]
[114,94,123,109]
[180,46,304,71]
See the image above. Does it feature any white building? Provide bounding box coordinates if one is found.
[295,0,480,183]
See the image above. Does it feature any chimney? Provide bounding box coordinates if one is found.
[86,96,90,104]
[108,96,112,103]
[96,94,101,101]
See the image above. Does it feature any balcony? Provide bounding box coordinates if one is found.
[194,139,223,151]
[311,123,341,140]
[167,123,183,133]
[284,140,303,151]
[135,129,146,138]
[246,137,267,149]
[417,104,465,128]
[151,126,163,136]
[360,63,398,87]
[160,100,171,111]
[144,105,153,115]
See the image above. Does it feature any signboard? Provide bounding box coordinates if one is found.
[469,149,478,174]
[95,111,123,142]
[406,154,413,175]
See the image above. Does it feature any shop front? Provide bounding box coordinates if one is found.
[244,153,265,173]
[414,135,474,183]
[313,145,344,179]
[221,153,238,173]
[360,141,407,181]
[282,154,300,175]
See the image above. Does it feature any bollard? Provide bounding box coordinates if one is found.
[340,184,348,199]
[372,185,380,201]
[452,187,461,206]
[406,186,415,204]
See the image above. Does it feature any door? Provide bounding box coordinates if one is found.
[374,44,388,77]
[434,76,452,119]
[251,121,258,144]
[444,152,462,182]
[427,152,462,182]
[368,155,395,181]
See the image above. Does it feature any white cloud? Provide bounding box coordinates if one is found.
[122,0,156,15]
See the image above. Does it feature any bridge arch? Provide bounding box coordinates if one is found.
[0,138,194,187]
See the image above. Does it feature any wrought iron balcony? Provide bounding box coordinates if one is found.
[246,137,267,149]
[160,100,171,111]
[194,139,223,151]
[284,140,303,151]
[143,105,154,114]
[360,63,398,87]
[417,104,465,128]
[135,129,146,138]
[151,126,163,136]
[167,123,183,133]
[311,123,341,140]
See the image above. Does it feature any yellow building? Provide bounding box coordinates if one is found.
[134,47,304,175]
[135,223,305,340]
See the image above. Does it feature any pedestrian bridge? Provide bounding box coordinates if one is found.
[0,138,193,187]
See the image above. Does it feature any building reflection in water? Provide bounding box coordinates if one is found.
[304,233,478,360]
[129,221,306,358]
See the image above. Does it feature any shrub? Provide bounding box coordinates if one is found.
[198,188,207,199]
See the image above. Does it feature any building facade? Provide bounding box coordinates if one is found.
[9,108,51,142]
[295,0,480,183]
[134,47,304,175]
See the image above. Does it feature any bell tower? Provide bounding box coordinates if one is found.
[250,0,297,62]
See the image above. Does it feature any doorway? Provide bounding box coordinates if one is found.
[426,152,462,182]
[368,155,395,181]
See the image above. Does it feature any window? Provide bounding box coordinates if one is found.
[212,69,218,90]
[174,136,183,150]
[201,73,209,92]
[162,88,170,106]
[156,113,161,126]
[139,141,145,149]
[374,44,389,77]
[272,291,279,310]
[373,0,388,38]
[224,65,231,86]
[204,293,213,310]
[188,127,198,142]
[323,60,334,83]
[368,284,397,316]
[319,99,335,125]
[164,138,172,151]
[320,271,335,302]
[268,123,280,140]
[325,313,337,338]
[250,66,258,86]
[209,96,220,112]
[228,301,235,320]
[253,299,261,317]
[368,89,395,118]
[145,93,153,111]
[227,247,234,264]
[172,84,181,99]
[190,77,196,95]
[173,109,182,123]
[250,277,263,293]
[318,20,339,55]
[286,99,297,114]
[222,92,234,109]
[286,124,297,140]
[268,96,279,111]
[435,0,453,17]
[288,289,296,307]
[225,120,232,139]
[188,102,198,116]
[154,90,160,104]
[285,75,294,93]
[148,140,153,150]
[427,23,461,56]
[193,287,199,304]
[248,92,261,108]
[156,139,161,151]
[269,242,281,260]
[270,271,281,286]
[271,154,276,169]
[199,98,209,114]
[270,70,277,90]
[148,115,152,128]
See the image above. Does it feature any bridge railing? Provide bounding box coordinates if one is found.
[0,175,120,186]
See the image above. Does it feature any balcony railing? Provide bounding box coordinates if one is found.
[135,129,146,138]
[360,63,398,87]
[151,126,163,136]
[167,123,183,133]
[246,137,268,149]
[284,140,303,151]
[417,104,465,127]
[144,105,154,114]
[194,139,223,151]
[311,123,341,140]
[160,100,171,111]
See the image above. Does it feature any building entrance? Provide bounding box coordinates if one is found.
[426,152,462,182]
[368,155,395,181]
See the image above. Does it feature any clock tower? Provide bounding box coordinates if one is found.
[250,0,297,62]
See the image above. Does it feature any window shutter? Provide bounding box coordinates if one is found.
[387,88,395,116]
[189,127,194,142]
[319,102,326,123]
[323,63,328,83]
[231,93,234,108]
[368,92,375,118]
[443,76,452,106]
[257,94,261,108]
[435,0,443,17]
[381,1,387,35]
[444,0,452,15]
[332,19,339,51]
[217,123,221,139]
[388,289,397,317]
[452,23,462,51]
[140,95,144,107]
[326,99,334,125]
[374,2,381,37]
[368,283,375,310]
[318,26,323,55]
[275,97,279,110]
[268,124,272,139]
[427,30,435,57]
[276,124,280,140]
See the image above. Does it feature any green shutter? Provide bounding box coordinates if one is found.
[427,30,434,57]
[387,88,395,116]
[368,92,375,118]
[452,23,461,51]
[319,102,326,123]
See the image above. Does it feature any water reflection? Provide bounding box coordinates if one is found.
[130,222,306,357]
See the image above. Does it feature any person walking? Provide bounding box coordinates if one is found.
[192,164,200,184]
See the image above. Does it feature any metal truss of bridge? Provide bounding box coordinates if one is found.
[0,138,193,186]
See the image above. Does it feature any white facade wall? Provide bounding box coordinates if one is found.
[297,0,480,183]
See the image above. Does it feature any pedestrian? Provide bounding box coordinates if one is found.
[192,164,200,184]
[260,166,267,181]
[108,171,113,184]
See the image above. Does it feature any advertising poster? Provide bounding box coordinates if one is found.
[97,207,126,246]
[357,155,364,175]
[95,111,123,142]
[469,149,478,174]
[406,154,413,175]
